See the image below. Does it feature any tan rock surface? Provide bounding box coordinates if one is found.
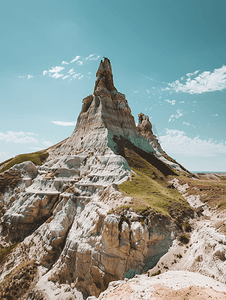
[88,271,226,300]
[50,58,155,157]
[1,57,224,300]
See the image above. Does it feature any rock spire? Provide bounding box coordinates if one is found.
[54,58,155,156]
[94,57,117,93]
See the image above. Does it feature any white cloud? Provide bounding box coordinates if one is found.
[183,122,190,126]
[63,75,69,80]
[72,73,81,79]
[70,56,80,63]
[84,54,100,61]
[68,68,74,74]
[134,90,139,94]
[27,75,33,79]
[168,109,184,122]
[168,65,226,94]
[42,140,53,147]
[18,76,25,79]
[160,129,226,157]
[165,99,176,105]
[84,54,94,61]
[0,131,38,144]
[77,61,83,66]
[179,101,185,103]
[62,61,69,65]
[213,114,218,117]
[51,121,77,126]
[52,73,63,79]
[186,70,199,77]
[49,66,64,73]
[43,70,48,76]
[78,75,84,80]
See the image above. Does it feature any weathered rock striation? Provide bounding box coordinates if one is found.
[51,58,155,157]
[1,57,223,300]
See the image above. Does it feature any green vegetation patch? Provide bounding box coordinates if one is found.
[0,242,19,264]
[217,201,226,210]
[0,151,49,173]
[118,148,193,218]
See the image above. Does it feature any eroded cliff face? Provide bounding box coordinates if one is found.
[51,58,155,157]
[0,153,176,299]
[0,58,189,299]
[137,113,193,175]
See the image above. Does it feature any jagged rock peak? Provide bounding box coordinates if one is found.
[50,58,155,156]
[94,57,117,93]
[137,113,160,148]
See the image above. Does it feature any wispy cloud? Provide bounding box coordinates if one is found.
[165,99,176,105]
[160,129,226,157]
[47,66,65,79]
[42,140,53,147]
[51,121,77,126]
[139,73,165,84]
[68,68,74,74]
[41,53,100,81]
[52,73,64,79]
[0,131,38,144]
[49,66,64,73]
[0,132,53,149]
[186,70,199,77]
[84,54,100,61]
[168,109,184,122]
[183,121,190,126]
[168,65,226,94]
[18,75,33,79]
[72,73,81,79]
[70,56,80,63]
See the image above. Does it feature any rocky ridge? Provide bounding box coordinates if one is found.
[0,58,225,299]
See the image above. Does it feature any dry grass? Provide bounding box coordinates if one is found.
[0,151,48,173]
[178,175,226,210]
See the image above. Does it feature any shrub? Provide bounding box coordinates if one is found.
[179,234,189,244]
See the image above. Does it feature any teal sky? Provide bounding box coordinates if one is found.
[1,0,226,171]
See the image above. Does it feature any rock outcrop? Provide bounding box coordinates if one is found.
[0,58,181,299]
[137,112,193,175]
[0,57,224,300]
[137,113,161,150]
[51,58,155,157]
[88,271,226,300]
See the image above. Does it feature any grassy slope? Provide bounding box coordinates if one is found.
[178,175,226,211]
[118,148,193,218]
[0,151,48,173]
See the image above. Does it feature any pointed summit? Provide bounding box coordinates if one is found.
[55,57,155,156]
[94,57,117,93]
[48,57,187,175]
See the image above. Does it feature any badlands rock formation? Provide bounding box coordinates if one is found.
[53,57,155,157]
[0,58,225,299]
